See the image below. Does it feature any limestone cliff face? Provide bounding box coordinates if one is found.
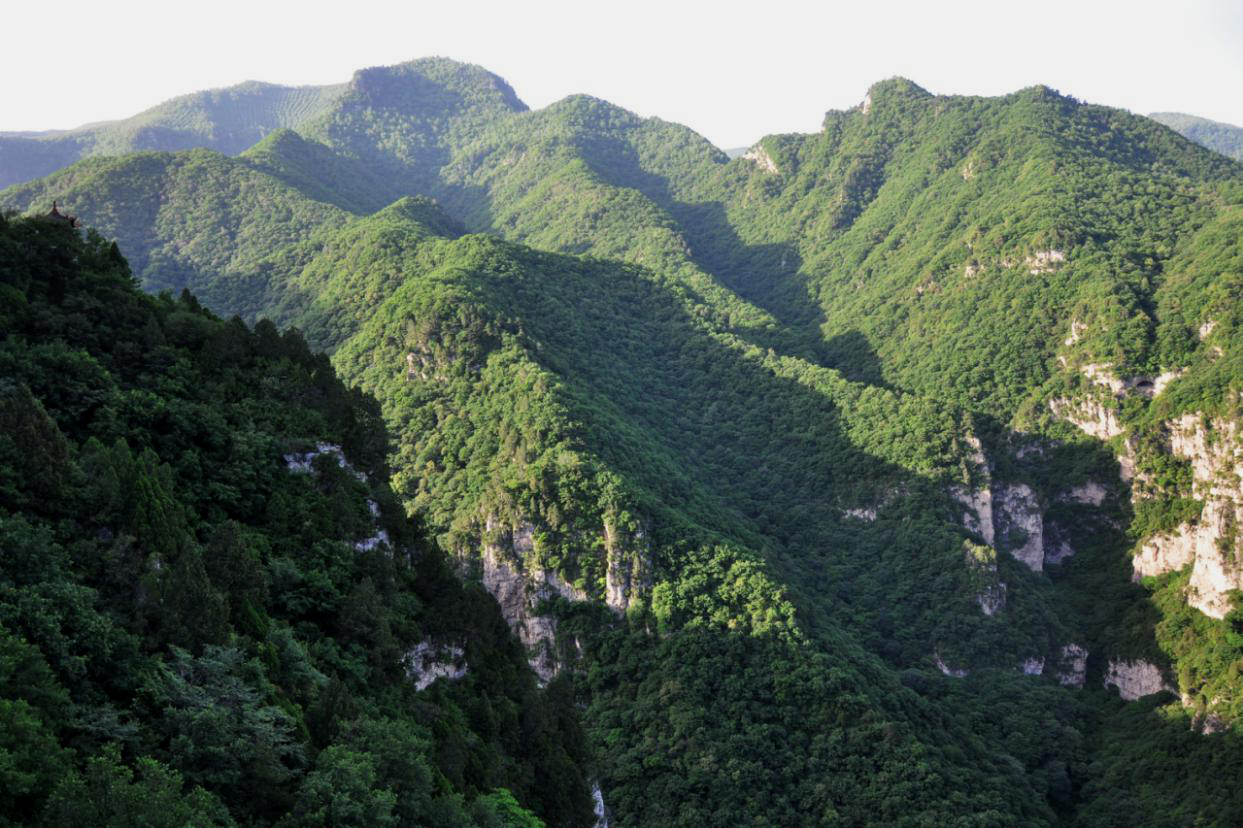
[604,521,652,613]
[995,484,1045,572]
[951,434,996,546]
[964,541,1006,615]
[481,521,585,683]
[741,144,779,174]
[476,515,652,682]
[1049,363,1181,443]
[1136,417,1239,618]
[1132,414,1242,618]
[1047,359,1241,619]
[950,435,1046,571]
[1048,396,1125,441]
[1104,659,1175,700]
[403,640,467,691]
[1057,644,1089,687]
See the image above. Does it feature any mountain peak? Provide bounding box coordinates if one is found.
[345,56,528,114]
[862,76,932,108]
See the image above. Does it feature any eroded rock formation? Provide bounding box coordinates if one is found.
[1132,414,1242,618]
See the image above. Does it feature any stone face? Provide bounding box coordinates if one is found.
[1104,659,1174,700]
[1025,249,1066,274]
[604,523,651,613]
[951,433,995,546]
[1133,414,1242,618]
[403,640,467,691]
[1049,397,1125,441]
[1064,481,1108,506]
[284,444,388,552]
[996,483,1045,572]
[1081,363,1127,395]
[742,145,778,174]
[1021,657,1045,676]
[283,442,367,481]
[478,516,651,679]
[953,485,995,546]
[964,542,1005,615]
[1058,644,1088,687]
[933,654,968,678]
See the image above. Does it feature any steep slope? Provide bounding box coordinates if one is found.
[669,79,1243,723]
[1151,112,1243,162]
[0,147,351,295]
[0,214,593,826]
[4,59,1243,824]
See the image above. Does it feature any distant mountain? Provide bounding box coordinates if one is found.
[3,59,1243,826]
[1150,111,1243,161]
[0,79,347,188]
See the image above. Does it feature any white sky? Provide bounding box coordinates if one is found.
[5,0,1241,148]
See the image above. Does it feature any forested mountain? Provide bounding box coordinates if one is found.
[1151,112,1243,161]
[2,58,1242,826]
[0,80,347,190]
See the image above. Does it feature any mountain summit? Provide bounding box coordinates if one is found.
[1,58,1242,826]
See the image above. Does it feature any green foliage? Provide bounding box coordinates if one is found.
[0,216,592,827]
[3,59,1242,826]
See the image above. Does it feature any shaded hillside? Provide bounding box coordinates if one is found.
[3,60,1243,826]
[0,214,592,827]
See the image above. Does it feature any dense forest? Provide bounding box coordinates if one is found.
[2,58,1242,826]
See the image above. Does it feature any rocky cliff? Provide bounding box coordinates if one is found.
[1132,414,1242,618]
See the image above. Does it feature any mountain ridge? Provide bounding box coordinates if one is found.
[2,57,1242,826]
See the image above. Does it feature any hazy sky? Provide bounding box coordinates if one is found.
[6,0,1241,148]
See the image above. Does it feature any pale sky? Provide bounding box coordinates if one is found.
[5,0,1241,149]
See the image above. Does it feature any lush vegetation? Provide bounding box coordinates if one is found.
[2,58,1242,825]
[0,215,593,826]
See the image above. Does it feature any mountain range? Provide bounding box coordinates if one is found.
[1,57,1241,827]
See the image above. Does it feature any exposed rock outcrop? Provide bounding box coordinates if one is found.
[953,484,995,546]
[1104,659,1174,700]
[1042,525,1076,566]
[403,641,467,690]
[933,653,968,678]
[1025,249,1066,274]
[283,442,367,481]
[949,436,1047,570]
[742,145,779,174]
[1049,396,1125,441]
[1057,644,1088,687]
[951,434,995,546]
[284,443,389,552]
[604,522,652,613]
[964,542,1006,615]
[478,515,652,680]
[995,483,1045,572]
[481,542,564,684]
[1132,414,1242,618]
[1020,657,1045,676]
[1064,481,1108,506]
